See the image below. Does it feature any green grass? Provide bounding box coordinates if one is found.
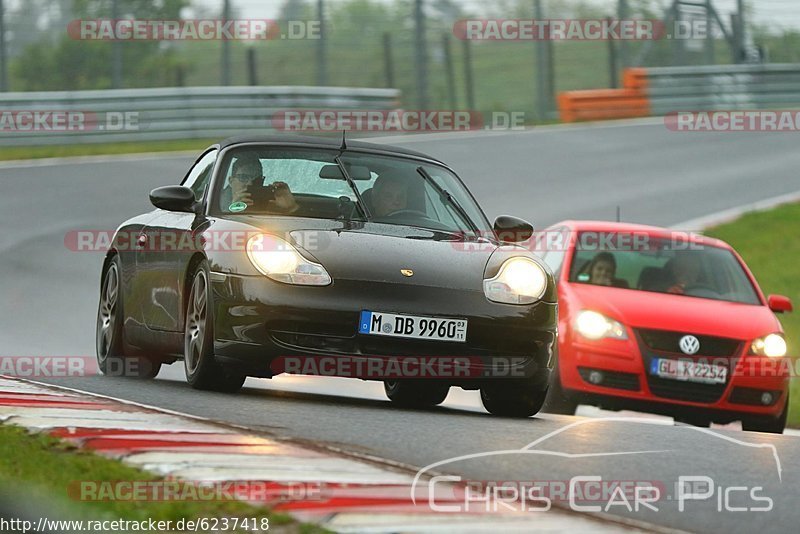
[705,202,800,426]
[0,425,325,533]
[0,139,218,162]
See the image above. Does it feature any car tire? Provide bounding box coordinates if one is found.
[481,378,549,418]
[384,380,449,407]
[542,367,579,415]
[96,255,162,379]
[184,262,246,393]
[742,393,788,434]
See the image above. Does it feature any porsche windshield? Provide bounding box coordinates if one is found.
[568,234,761,305]
[213,147,486,235]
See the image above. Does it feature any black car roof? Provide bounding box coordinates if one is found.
[218,134,444,164]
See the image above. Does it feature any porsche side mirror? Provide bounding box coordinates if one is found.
[494,215,534,243]
[150,186,196,213]
[768,294,793,314]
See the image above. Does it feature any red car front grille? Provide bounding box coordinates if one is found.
[637,329,742,357]
[635,329,743,404]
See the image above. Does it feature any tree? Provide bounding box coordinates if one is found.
[12,0,190,90]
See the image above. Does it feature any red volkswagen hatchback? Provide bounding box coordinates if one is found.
[538,221,793,433]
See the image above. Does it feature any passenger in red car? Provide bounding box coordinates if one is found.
[587,252,617,287]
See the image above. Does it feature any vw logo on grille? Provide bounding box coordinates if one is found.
[679,335,701,355]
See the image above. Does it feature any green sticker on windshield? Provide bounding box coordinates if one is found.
[229,201,247,213]
[578,273,590,282]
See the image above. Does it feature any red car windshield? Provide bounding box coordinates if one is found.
[568,233,761,305]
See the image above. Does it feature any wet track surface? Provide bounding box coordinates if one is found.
[3,120,800,532]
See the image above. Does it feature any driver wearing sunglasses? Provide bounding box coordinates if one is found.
[228,156,299,214]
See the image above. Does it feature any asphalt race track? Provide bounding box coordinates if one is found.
[3,119,800,532]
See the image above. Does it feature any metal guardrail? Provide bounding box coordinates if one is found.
[0,86,401,146]
[559,63,800,122]
[643,64,800,115]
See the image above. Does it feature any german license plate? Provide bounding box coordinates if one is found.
[358,311,467,342]
[650,358,727,385]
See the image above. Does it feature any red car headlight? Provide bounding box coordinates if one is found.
[575,310,628,341]
[750,333,787,358]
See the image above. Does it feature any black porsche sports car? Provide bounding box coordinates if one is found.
[96,135,558,416]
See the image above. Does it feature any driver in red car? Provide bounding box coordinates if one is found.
[665,253,702,295]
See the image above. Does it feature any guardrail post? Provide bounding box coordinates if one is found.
[731,13,742,63]
[0,0,7,92]
[316,0,328,86]
[442,33,457,109]
[462,38,475,110]
[247,47,258,86]
[414,0,429,109]
[111,0,122,88]
[671,2,685,66]
[618,0,629,68]
[734,0,747,63]
[534,0,555,121]
[383,32,395,88]
[704,0,715,64]
[221,0,231,85]
[737,0,746,49]
[607,18,618,88]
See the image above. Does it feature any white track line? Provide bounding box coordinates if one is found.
[671,189,800,233]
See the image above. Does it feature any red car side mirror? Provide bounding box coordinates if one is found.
[768,295,793,314]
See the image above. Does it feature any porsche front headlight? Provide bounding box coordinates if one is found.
[246,234,331,286]
[483,257,547,305]
[751,333,787,358]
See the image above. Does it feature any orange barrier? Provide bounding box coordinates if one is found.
[558,68,651,123]
[623,68,649,90]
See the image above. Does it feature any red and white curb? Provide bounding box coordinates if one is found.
[0,376,640,533]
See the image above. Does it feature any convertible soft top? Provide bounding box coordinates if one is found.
[217,134,445,165]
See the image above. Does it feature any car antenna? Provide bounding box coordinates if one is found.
[340,129,347,150]
[616,206,621,222]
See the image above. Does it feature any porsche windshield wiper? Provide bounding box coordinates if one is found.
[335,156,372,220]
[416,166,479,235]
